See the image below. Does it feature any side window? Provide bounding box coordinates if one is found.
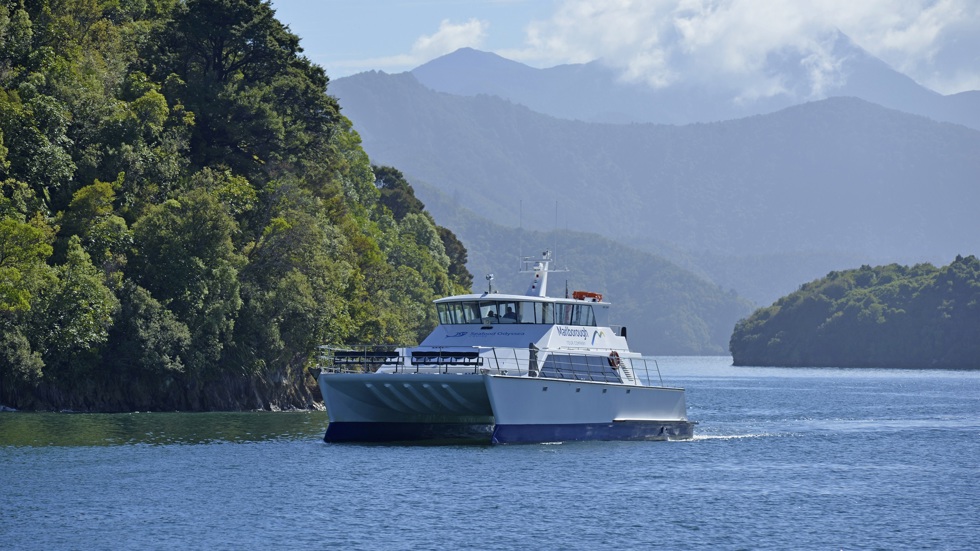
[581,305,596,326]
[558,304,596,326]
[438,302,487,324]
[540,303,553,324]
[498,301,518,323]
[437,304,451,324]
[518,302,536,324]
[480,301,499,323]
[555,303,572,324]
[456,301,481,324]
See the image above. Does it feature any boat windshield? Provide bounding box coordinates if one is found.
[436,300,596,326]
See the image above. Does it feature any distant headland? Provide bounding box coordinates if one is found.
[730,255,980,369]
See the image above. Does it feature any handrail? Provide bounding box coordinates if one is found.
[625,356,664,387]
[317,345,673,388]
[318,345,403,374]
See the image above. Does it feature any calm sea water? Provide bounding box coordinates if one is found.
[2,357,978,550]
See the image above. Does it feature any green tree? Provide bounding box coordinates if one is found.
[373,165,472,292]
[0,0,470,411]
[131,188,243,377]
[31,235,118,360]
[0,86,76,209]
[731,256,980,368]
[439,225,472,292]
[145,0,339,179]
[0,213,55,313]
[375,165,425,221]
[235,200,354,373]
[0,3,34,85]
[109,280,190,375]
[57,177,131,274]
[0,212,55,399]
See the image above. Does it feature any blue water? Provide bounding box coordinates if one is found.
[2,357,978,550]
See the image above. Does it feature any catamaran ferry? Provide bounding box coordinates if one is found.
[315,251,695,444]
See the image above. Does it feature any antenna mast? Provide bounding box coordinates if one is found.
[519,200,523,273]
[520,250,568,297]
[554,201,558,266]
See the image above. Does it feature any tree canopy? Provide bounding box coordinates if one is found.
[730,256,980,368]
[0,0,471,411]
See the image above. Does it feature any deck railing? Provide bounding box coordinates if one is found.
[316,346,668,387]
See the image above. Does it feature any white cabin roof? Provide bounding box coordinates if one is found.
[433,293,608,305]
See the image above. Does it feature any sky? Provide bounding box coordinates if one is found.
[270,0,980,95]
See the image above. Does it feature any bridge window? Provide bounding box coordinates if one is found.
[437,300,557,324]
[554,303,596,326]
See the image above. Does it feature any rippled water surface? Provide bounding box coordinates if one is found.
[2,357,978,550]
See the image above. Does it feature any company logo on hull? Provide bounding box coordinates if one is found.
[446,330,527,339]
[556,326,588,339]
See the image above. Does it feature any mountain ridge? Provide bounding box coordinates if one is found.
[331,70,980,305]
[411,44,979,130]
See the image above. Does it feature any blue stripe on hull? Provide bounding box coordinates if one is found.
[323,422,494,444]
[323,421,695,444]
[490,421,695,444]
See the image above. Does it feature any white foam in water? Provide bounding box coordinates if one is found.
[691,433,780,441]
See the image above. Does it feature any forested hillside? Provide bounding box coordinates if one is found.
[730,256,980,368]
[0,1,469,411]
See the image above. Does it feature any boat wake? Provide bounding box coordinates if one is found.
[691,432,780,441]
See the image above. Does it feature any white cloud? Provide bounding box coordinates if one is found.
[512,0,980,95]
[412,18,490,58]
[333,18,489,75]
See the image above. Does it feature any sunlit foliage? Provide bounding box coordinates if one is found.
[0,0,471,410]
[730,256,980,368]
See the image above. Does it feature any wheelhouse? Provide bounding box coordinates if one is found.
[434,295,609,327]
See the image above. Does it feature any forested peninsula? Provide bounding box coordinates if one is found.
[0,1,472,411]
[730,256,980,368]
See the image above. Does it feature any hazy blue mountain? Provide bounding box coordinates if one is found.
[411,37,980,130]
[412,179,754,355]
[412,47,771,124]
[331,70,980,305]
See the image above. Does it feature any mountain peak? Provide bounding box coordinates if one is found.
[412,48,538,96]
[405,39,973,129]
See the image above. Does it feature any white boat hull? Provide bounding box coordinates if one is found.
[318,372,694,444]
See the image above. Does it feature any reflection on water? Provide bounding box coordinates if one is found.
[0,411,328,447]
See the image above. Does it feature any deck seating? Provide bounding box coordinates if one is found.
[331,350,401,368]
[410,351,483,367]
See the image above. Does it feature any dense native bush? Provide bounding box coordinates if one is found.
[0,0,470,410]
[730,256,980,368]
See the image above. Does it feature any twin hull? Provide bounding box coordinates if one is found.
[318,373,694,444]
